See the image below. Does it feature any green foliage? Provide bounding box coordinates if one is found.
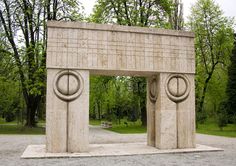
[89,1,177,127]
[189,0,234,123]
[90,0,173,28]
[204,67,228,118]
[197,119,236,137]
[89,75,115,120]
[0,77,23,122]
[217,101,228,130]
[48,0,85,21]
[90,76,143,123]
[0,0,85,126]
[225,35,236,123]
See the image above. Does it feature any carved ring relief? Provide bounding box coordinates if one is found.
[149,76,158,103]
[53,70,83,101]
[165,74,190,103]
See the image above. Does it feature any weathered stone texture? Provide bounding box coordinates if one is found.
[46,21,196,153]
[47,21,195,75]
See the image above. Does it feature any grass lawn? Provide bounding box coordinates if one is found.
[89,119,101,126]
[0,117,235,136]
[90,118,236,137]
[0,125,45,134]
[0,118,19,125]
[197,120,236,137]
[90,118,147,134]
[0,118,45,135]
[107,125,146,133]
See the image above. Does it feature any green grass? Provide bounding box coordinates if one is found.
[90,118,236,137]
[0,118,19,125]
[89,119,101,126]
[107,125,146,134]
[90,118,147,134]
[197,121,236,137]
[1,117,235,136]
[0,125,45,134]
[0,118,45,135]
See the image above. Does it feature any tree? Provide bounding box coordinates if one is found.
[91,0,179,126]
[128,77,146,126]
[225,34,236,123]
[90,76,115,120]
[188,0,234,123]
[0,0,84,127]
[91,0,173,27]
[169,0,184,30]
[0,29,24,123]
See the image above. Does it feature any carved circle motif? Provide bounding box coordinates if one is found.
[149,76,158,103]
[53,70,83,101]
[165,74,190,103]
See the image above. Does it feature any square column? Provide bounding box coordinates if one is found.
[155,73,177,149]
[147,73,195,150]
[68,70,89,152]
[177,74,195,148]
[147,73,177,149]
[46,69,89,153]
[147,76,157,147]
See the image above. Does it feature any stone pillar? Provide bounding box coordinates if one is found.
[46,69,89,153]
[46,69,67,152]
[147,76,157,147]
[155,73,177,149]
[67,70,89,152]
[176,74,195,148]
[147,73,195,149]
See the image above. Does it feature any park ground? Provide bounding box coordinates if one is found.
[1,118,236,137]
[0,125,236,166]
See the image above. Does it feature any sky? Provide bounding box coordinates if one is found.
[182,0,236,19]
[80,0,236,23]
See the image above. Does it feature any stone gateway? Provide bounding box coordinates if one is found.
[46,21,195,153]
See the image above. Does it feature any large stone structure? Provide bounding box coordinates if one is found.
[46,21,195,153]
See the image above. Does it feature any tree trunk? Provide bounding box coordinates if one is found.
[98,101,101,120]
[197,72,213,123]
[25,95,40,127]
[141,106,147,127]
[25,106,36,127]
[199,73,212,112]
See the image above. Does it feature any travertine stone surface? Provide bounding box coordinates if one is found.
[46,21,196,153]
[147,76,158,147]
[46,69,67,152]
[47,21,195,75]
[148,73,196,149]
[46,69,89,153]
[68,70,89,152]
[155,73,177,149]
[177,74,195,148]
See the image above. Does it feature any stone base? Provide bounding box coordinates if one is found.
[21,143,222,159]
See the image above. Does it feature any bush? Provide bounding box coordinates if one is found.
[4,111,15,122]
[196,111,207,124]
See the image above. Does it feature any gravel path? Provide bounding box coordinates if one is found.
[0,126,236,166]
